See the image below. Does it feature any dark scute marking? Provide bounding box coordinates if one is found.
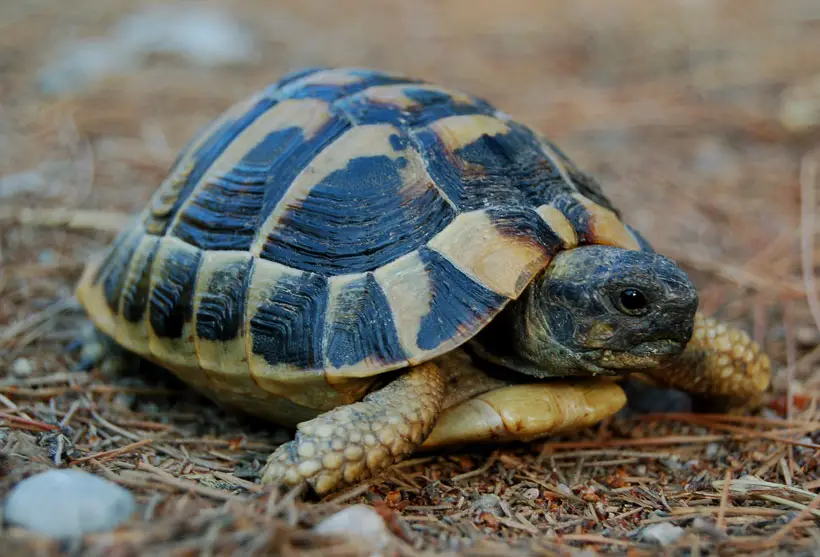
[196,257,253,342]
[546,192,596,245]
[486,206,565,255]
[413,121,572,213]
[282,71,422,104]
[260,152,456,274]
[335,86,495,127]
[416,247,507,352]
[92,228,130,286]
[122,238,160,323]
[256,117,352,224]
[102,231,142,314]
[148,246,202,339]
[157,97,278,235]
[173,126,302,250]
[326,274,405,369]
[389,133,409,151]
[250,272,328,369]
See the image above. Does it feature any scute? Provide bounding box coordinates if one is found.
[78,66,647,395]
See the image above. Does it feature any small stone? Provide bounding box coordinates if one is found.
[11,358,34,377]
[691,517,729,540]
[3,469,135,539]
[795,327,820,348]
[314,505,389,557]
[641,522,685,545]
[473,493,502,514]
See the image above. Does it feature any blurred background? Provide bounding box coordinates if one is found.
[2,0,820,394]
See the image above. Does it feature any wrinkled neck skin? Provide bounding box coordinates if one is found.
[469,281,609,379]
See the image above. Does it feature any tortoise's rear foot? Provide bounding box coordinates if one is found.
[260,362,446,495]
[68,323,135,376]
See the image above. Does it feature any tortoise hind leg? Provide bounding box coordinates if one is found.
[260,361,447,495]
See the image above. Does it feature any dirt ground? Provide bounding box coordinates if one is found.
[1,0,819,555]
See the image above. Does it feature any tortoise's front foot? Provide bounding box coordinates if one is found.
[647,312,772,413]
[260,362,446,495]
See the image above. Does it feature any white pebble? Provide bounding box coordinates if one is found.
[641,522,685,545]
[11,358,34,377]
[314,505,389,557]
[473,493,502,513]
[3,469,136,539]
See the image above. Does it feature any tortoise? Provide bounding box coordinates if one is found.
[75,66,772,495]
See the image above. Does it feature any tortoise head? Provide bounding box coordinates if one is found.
[473,245,698,378]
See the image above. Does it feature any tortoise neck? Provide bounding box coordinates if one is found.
[469,278,595,379]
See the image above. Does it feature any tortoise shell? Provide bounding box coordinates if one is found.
[76,67,651,420]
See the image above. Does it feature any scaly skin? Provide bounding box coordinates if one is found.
[258,312,772,494]
[643,312,772,411]
[259,361,446,494]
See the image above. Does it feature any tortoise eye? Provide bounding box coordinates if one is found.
[618,288,649,315]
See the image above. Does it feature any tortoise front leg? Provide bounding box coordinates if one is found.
[260,361,446,495]
[643,312,772,412]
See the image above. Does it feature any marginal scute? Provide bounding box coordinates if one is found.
[244,259,358,409]
[323,273,407,376]
[115,234,161,355]
[373,251,435,360]
[147,237,203,369]
[193,251,254,387]
[143,162,194,235]
[101,227,144,316]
